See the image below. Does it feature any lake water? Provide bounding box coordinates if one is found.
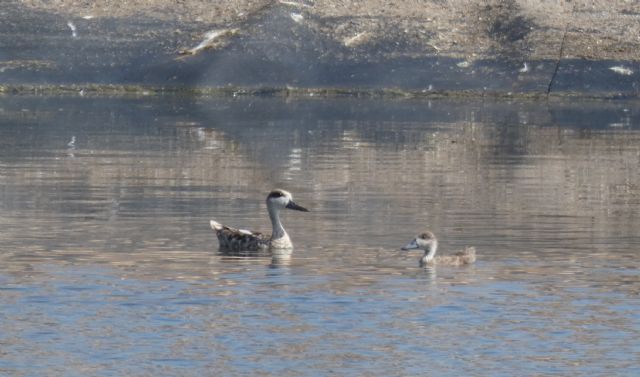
[0,95,639,376]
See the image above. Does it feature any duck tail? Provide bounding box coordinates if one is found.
[210,220,223,231]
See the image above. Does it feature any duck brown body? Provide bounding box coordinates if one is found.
[210,189,308,251]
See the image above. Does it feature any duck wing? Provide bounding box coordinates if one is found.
[210,220,269,251]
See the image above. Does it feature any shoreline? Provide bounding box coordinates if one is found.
[2,1,639,99]
[2,84,639,101]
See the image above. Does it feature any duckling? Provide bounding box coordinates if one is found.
[210,189,309,251]
[401,231,476,267]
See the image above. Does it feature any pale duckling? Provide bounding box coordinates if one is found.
[401,231,476,267]
[210,189,309,251]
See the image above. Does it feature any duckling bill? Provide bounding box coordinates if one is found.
[402,231,476,267]
[210,189,308,251]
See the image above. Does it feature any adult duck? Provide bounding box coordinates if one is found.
[210,189,309,251]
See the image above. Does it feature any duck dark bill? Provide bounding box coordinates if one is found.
[401,239,419,250]
[286,201,309,212]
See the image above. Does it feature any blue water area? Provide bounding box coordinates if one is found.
[0,96,639,376]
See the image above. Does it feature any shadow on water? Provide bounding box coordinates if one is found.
[1,95,640,376]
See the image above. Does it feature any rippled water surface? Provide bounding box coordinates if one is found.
[1,96,639,376]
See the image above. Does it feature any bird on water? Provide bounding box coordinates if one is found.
[401,231,476,267]
[210,189,309,251]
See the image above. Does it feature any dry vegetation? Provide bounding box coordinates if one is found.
[18,0,640,61]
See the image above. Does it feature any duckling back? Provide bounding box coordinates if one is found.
[436,246,476,266]
[458,246,476,264]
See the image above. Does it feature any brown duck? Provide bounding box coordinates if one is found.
[210,189,309,251]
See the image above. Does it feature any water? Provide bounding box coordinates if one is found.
[1,96,639,376]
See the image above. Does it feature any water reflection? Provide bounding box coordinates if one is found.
[0,96,639,376]
[217,248,293,269]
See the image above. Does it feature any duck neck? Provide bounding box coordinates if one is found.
[268,204,288,241]
[421,242,438,264]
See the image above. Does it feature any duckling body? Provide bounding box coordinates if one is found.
[401,231,476,267]
[210,189,308,251]
[430,247,476,266]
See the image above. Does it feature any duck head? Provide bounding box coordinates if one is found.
[401,231,438,263]
[266,189,309,212]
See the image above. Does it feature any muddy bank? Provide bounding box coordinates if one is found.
[1,0,639,98]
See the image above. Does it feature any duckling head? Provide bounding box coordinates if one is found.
[266,189,309,212]
[401,231,438,263]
